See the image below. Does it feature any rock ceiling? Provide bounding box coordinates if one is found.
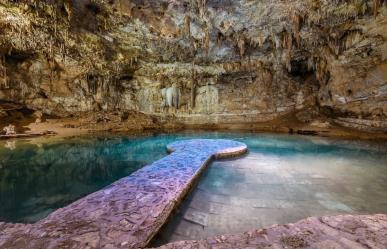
[0,0,386,132]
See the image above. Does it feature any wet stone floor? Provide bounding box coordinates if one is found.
[153,136,387,245]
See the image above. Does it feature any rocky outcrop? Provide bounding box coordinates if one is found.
[0,0,386,132]
[152,214,387,249]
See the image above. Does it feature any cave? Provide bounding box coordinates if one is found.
[0,1,387,249]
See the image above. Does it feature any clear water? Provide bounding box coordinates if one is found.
[0,132,386,230]
[152,133,387,245]
[0,132,236,223]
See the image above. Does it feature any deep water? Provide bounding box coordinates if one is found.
[0,132,386,227]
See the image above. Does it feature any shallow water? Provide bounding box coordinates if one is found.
[0,133,386,231]
[0,132,233,223]
[152,133,387,245]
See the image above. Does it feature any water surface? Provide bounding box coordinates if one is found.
[0,132,386,231]
[152,133,387,245]
[0,132,236,223]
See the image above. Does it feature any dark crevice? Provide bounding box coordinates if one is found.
[85,3,101,15]
[288,59,314,79]
[119,75,134,81]
[5,52,35,65]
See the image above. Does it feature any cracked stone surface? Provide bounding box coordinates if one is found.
[0,139,247,249]
[152,214,387,249]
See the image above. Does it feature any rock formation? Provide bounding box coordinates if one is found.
[2,124,15,135]
[0,0,386,133]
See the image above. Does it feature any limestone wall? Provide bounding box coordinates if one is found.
[0,0,386,132]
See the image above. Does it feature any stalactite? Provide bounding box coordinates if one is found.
[282,31,293,72]
[344,31,362,50]
[282,31,293,51]
[0,55,8,89]
[204,24,210,56]
[116,0,123,17]
[249,38,257,49]
[196,0,207,19]
[49,39,54,58]
[217,31,223,47]
[238,37,246,59]
[87,75,98,95]
[257,33,266,47]
[272,33,281,49]
[373,0,380,17]
[54,6,57,37]
[307,57,315,71]
[64,0,73,21]
[60,43,66,62]
[183,15,191,38]
[4,62,6,89]
[190,63,196,109]
[19,28,23,48]
[292,13,302,47]
[50,61,53,85]
[19,81,28,97]
[285,51,292,72]
[64,30,69,44]
[316,59,329,85]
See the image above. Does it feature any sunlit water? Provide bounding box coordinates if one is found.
[0,133,386,237]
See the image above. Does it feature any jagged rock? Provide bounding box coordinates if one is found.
[152,214,387,249]
[0,0,385,133]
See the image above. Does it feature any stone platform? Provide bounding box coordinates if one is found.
[153,214,387,249]
[0,139,247,249]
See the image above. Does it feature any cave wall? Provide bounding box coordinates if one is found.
[0,0,386,131]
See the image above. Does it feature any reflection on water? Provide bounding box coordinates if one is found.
[153,134,387,245]
[0,132,230,223]
[0,135,169,223]
[0,132,386,228]
[4,141,16,150]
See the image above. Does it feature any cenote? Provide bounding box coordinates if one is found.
[1,132,387,243]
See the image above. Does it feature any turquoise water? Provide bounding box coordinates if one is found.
[0,132,386,227]
[152,133,387,244]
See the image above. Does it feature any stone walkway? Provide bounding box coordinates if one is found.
[153,214,387,249]
[0,139,247,249]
